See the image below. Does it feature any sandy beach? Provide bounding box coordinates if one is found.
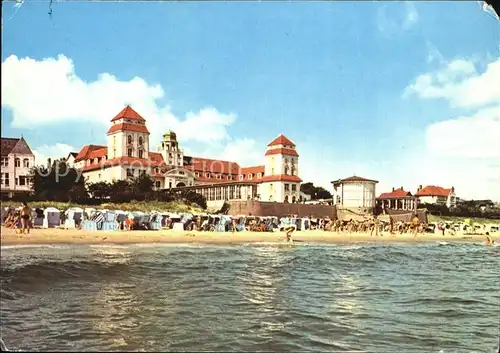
[1,226,497,246]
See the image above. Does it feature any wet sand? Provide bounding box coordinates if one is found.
[1,226,496,246]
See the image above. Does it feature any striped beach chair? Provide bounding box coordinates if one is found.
[83,212,105,231]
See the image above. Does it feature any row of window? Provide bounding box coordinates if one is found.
[1,157,31,168]
[0,173,28,186]
[195,185,258,201]
[126,168,148,179]
[284,183,298,192]
[193,172,264,180]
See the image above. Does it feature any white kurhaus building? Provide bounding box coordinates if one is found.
[72,105,302,204]
[331,176,378,210]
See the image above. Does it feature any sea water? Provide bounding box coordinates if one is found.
[1,242,499,352]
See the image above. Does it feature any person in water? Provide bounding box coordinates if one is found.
[20,201,32,234]
[284,225,295,242]
[485,232,495,246]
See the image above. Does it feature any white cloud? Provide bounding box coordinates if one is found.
[1,54,255,164]
[32,143,78,167]
[403,58,500,108]
[403,55,500,201]
[426,105,500,158]
[1,55,242,149]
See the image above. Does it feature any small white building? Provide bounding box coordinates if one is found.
[415,185,457,208]
[0,137,36,198]
[331,175,378,209]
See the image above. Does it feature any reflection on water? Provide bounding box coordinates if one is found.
[90,246,132,265]
[1,243,499,352]
[335,275,364,315]
[242,246,281,308]
[92,283,141,347]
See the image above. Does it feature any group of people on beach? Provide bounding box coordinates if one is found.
[2,202,32,235]
[323,215,423,238]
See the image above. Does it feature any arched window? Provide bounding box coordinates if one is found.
[127,135,132,144]
[284,158,288,165]
[15,158,20,167]
[139,136,143,146]
[138,150,143,159]
[291,166,296,176]
[284,166,289,175]
[292,196,296,203]
[23,158,29,168]
[284,195,289,203]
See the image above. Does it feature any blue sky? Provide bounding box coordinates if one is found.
[2,1,499,200]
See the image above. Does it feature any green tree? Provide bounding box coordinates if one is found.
[300,182,332,200]
[30,159,86,202]
[131,174,154,194]
[87,181,112,200]
[180,190,207,209]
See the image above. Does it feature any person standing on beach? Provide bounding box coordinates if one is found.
[20,202,32,234]
[411,215,420,239]
[370,217,379,236]
[389,216,395,236]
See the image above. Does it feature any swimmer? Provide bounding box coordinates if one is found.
[284,225,295,242]
[485,232,494,246]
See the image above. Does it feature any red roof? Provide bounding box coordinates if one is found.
[82,156,160,172]
[87,147,107,160]
[107,123,150,135]
[264,148,299,157]
[378,188,413,199]
[267,134,296,147]
[260,175,302,183]
[415,185,452,197]
[149,152,167,167]
[332,176,379,184]
[110,105,146,122]
[186,157,241,174]
[241,165,265,175]
[74,145,107,162]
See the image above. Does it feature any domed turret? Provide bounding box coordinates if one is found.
[163,130,177,141]
[158,130,183,167]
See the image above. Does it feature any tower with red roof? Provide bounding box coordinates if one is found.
[106,105,150,160]
[260,134,302,202]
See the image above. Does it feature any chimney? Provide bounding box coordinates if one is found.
[418,185,422,191]
[392,187,395,192]
[400,186,403,190]
[451,186,455,193]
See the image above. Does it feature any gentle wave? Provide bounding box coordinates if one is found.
[1,243,499,352]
